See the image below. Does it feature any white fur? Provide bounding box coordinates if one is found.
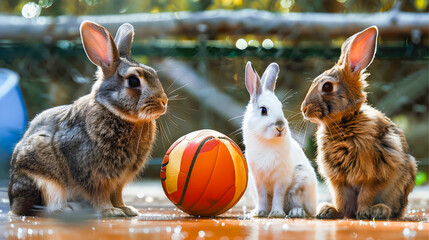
[30,174,70,213]
[242,62,317,218]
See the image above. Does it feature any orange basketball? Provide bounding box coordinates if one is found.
[160,129,248,216]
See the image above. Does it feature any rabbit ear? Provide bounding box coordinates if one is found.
[341,26,378,73]
[245,61,262,99]
[261,63,279,92]
[80,21,119,78]
[114,23,134,57]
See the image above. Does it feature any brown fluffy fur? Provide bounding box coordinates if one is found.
[301,26,416,220]
[8,21,167,217]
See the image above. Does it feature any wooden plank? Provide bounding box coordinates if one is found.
[0,8,428,41]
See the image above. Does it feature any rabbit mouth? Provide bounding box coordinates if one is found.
[275,131,285,138]
[302,109,323,123]
[303,109,324,124]
[137,103,167,120]
[152,106,167,118]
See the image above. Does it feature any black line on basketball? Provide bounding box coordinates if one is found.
[177,136,215,207]
[161,161,169,168]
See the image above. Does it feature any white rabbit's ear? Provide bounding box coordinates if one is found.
[114,23,134,57]
[245,61,262,99]
[342,26,378,73]
[80,21,119,78]
[261,63,279,92]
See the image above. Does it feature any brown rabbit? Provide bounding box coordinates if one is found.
[301,26,416,220]
[8,21,168,217]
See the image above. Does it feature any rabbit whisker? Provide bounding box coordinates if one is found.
[165,114,179,129]
[230,127,243,136]
[286,111,301,119]
[169,97,188,102]
[326,115,345,141]
[167,94,180,99]
[228,114,245,122]
[168,114,186,122]
[158,119,167,150]
[292,119,305,136]
[280,89,294,101]
[323,119,335,141]
[135,122,145,153]
[168,83,190,96]
[164,119,173,144]
[168,94,188,101]
[281,91,297,104]
[166,76,180,92]
[155,66,169,73]
[168,105,198,112]
[283,109,298,114]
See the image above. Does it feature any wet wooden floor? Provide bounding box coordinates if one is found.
[1,181,428,239]
[1,207,428,240]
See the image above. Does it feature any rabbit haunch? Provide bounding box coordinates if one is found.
[242,62,317,218]
[8,21,167,217]
[301,26,416,220]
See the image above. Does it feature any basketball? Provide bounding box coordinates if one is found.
[160,129,248,216]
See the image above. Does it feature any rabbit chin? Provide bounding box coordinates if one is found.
[138,108,166,121]
[305,116,323,125]
[101,100,165,123]
[258,127,286,140]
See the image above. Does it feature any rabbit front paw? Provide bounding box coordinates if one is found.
[102,207,128,217]
[251,209,268,218]
[118,205,140,217]
[288,208,306,218]
[356,207,372,220]
[268,210,286,218]
[316,203,342,219]
[371,204,391,219]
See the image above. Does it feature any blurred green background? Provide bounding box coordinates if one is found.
[0,0,427,184]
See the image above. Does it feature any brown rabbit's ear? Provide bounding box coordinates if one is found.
[340,26,378,74]
[80,21,119,78]
[261,62,279,92]
[245,61,262,99]
[114,23,134,57]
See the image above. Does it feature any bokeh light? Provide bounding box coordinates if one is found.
[21,2,41,19]
[38,0,54,8]
[236,39,248,50]
[262,39,274,49]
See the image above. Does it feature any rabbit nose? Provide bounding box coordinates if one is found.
[302,105,308,115]
[275,120,285,133]
[275,126,285,133]
[159,93,168,107]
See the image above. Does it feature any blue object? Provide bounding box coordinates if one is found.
[0,69,27,164]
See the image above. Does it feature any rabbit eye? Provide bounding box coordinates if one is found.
[128,75,140,88]
[322,82,333,93]
[261,107,268,116]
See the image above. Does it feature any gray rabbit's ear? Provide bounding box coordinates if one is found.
[80,21,119,78]
[114,23,134,57]
[261,63,279,92]
[245,61,262,100]
[340,26,378,74]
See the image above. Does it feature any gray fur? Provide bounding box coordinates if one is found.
[114,23,134,57]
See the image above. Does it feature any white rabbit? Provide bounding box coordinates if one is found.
[242,61,317,218]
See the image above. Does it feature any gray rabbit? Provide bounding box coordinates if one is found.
[8,21,168,217]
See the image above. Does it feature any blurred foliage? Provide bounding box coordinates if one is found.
[416,172,428,186]
[0,0,428,15]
